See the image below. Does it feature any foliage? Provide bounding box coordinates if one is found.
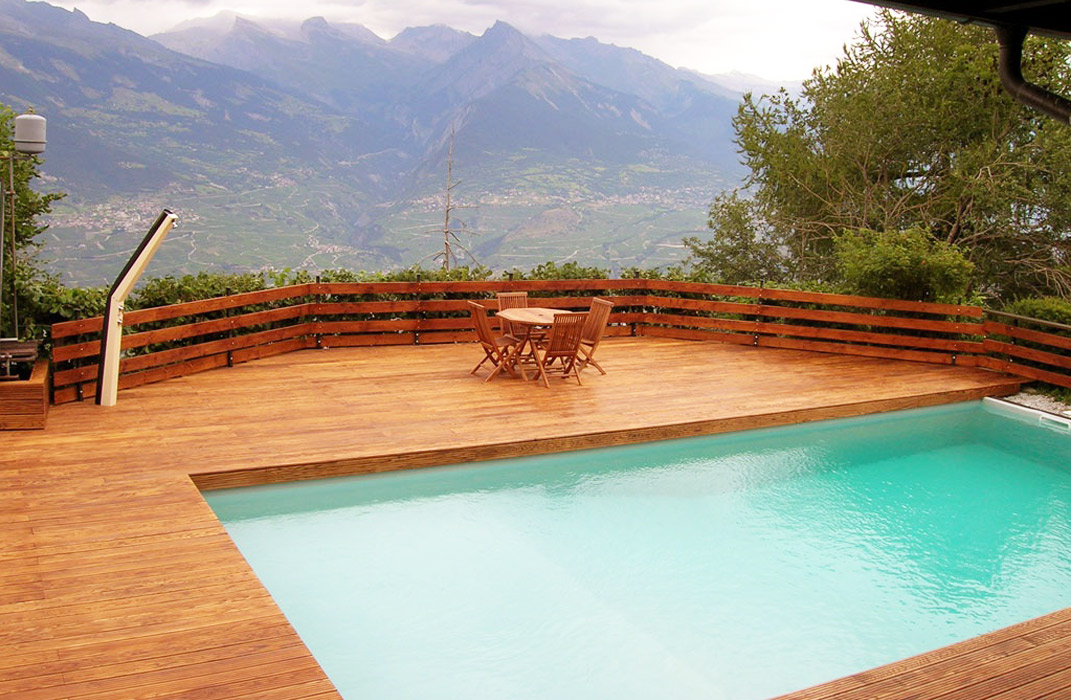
[684,191,788,285]
[996,296,1071,397]
[400,266,494,282]
[17,276,106,341]
[713,10,1071,301]
[23,266,506,333]
[297,265,494,283]
[619,265,688,281]
[115,266,500,311]
[302,269,358,283]
[127,272,272,310]
[0,104,66,338]
[1001,296,1071,327]
[756,278,844,295]
[834,227,975,303]
[26,260,844,337]
[511,261,610,280]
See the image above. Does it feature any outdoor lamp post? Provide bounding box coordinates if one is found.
[0,108,46,341]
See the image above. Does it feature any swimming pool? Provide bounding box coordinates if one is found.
[206,400,1071,699]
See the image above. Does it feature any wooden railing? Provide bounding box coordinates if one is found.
[977,311,1071,389]
[49,280,1071,404]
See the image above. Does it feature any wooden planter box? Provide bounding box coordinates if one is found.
[0,358,49,429]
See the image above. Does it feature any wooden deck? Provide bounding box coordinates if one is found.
[5,336,1067,699]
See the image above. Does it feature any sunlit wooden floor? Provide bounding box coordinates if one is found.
[6,336,1065,699]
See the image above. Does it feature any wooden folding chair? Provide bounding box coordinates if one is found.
[467,301,518,381]
[534,312,587,388]
[578,297,614,375]
[495,291,528,339]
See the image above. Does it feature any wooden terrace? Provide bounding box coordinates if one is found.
[8,332,1071,699]
[5,278,1071,698]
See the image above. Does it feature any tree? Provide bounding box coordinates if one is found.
[0,104,64,339]
[702,10,1071,301]
[683,191,787,285]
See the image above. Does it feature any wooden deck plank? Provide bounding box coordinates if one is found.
[2,337,1061,700]
[775,612,1071,699]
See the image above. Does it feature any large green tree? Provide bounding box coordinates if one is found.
[0,104,64,339]
[693,10,1071,300]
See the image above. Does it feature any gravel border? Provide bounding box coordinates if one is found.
[1000,391,1071,418]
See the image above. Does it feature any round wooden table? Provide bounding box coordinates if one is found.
[492,307,573,380]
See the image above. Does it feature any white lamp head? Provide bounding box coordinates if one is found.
[13,109,46,155]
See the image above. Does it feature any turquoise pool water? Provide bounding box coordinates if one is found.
[207,401,1071,699]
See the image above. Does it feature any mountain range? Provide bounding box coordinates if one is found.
[0,0,779,285]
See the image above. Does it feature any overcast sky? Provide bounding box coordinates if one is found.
[51,0,878,80]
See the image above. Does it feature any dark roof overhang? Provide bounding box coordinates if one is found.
[851,1,1071,123]
[852,1,1071,39]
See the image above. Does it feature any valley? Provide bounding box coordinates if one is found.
[0,0,759,285]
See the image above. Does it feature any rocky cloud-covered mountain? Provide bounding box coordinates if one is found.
[0,0,763,284]
[0,0,389,192]
[152,15,739,170]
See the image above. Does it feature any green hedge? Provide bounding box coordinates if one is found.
[1002,297,1071,329]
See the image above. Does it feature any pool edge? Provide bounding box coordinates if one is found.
[192,382,1020,491]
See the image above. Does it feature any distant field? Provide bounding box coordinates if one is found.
[43,159,727,286]
[374,201,710,274]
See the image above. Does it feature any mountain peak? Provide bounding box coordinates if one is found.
[390,24,474,63]
[298,16,333,41]
[475,20,547,63]
[163,10,240,35]
[483,20,525,44]
[298,16,385,45]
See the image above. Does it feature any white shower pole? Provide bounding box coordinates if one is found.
[96,210,177,407]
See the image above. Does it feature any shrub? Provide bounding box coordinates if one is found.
[516,261,609,280]
[620,265,688,281]
[17,275,107,342]
[127,272,272,309]
[1001,296,1071,328]
[833,227,974,303]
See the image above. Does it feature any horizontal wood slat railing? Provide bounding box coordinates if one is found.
[977,315,1071,389]
[48,280,1071,404]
